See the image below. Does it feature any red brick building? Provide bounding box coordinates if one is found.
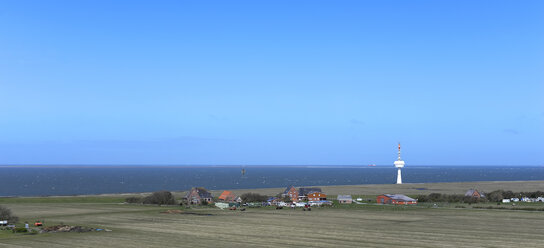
[282,186,299,202]
[308,192,327,201]
[376,194,417,205]
[298,187,322,201]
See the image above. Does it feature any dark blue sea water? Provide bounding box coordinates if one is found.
[1,165,543,197]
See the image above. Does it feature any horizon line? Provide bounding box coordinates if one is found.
[0,164,542,167]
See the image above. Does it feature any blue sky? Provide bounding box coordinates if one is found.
[0,1,543,165]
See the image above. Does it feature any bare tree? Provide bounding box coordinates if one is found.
[0,205,18,224]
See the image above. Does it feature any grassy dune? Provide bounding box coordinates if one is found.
[1,181,544,247]
[220,180,544,196]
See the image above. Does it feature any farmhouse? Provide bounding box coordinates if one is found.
[218,190,237,202]
[184,187,213,205]
[465,189,485,199]
[337,195,353,204]
[282,186,299,202]
[376,194,417,205]
[298,188,322,201]
[307,192,327,201]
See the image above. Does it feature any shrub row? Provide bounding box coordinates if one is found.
[240,193,268,203]
[416,193,483,203]
[125,191,175,205]
[418,190,544,203]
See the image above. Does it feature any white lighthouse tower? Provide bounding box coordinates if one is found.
[394,143,405,184]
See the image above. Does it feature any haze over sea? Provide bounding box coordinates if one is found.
[1,165,543,197]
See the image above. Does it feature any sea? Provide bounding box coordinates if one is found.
[1,165,543,197]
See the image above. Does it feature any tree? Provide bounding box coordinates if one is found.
[240,193,268,203]
[428,193,443,202]
[0,205,18,224]
[142,191,176,205]
[486,190,504,202]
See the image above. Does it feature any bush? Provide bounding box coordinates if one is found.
[0,205,18,224]
[417,194,485,203]
[13,227,27,233]
[486,190,504,202]
[142,191,176,205]
[125,197,142,204]
[416,194,429,202]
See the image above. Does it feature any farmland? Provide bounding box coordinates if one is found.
[1,181,544,247]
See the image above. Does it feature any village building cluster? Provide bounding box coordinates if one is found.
[463,189,544,203]
[501,196,544,203]
[180,186,544,210]
[180,185,424,209]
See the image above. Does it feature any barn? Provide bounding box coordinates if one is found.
[337,195,353,204]
[376,194,417,205]
[218,190,237,202]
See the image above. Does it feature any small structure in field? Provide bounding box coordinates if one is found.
[337,195,353,204]
[184,187,213,205]
[376,194,417,205]
[215,202,229,209]
[465,189,485,199]
[502,199,511,203]
[309,200,332,206]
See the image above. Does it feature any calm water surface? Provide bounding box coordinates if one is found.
[1,165,543,196]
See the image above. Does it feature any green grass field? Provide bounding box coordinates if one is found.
[1,181,544,247]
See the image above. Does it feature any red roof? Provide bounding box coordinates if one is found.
[218,190,235,201]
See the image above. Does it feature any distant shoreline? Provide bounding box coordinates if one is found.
[3,165,543,197]
[3,180,544,199]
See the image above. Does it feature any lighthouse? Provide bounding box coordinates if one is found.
[394,143,405,184]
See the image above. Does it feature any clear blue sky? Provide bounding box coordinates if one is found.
[1,1,542,165]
